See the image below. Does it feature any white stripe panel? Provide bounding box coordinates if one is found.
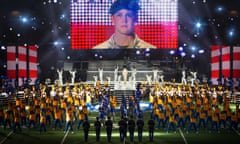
[7,46,16,53]
[18,61,26,70]
[29,78,37,85]
[29,49,37,57]
[222,61,230,70]
[211,49,220,57]
[221,46,230,55]
[211,63,219,70]
[18,78,23,86]
[7,61,16,70]
[211,78,218,85]
[18,46,26,54]
[233,47,240,53]
[233,78,240,87]
[233,60,240,70]
[29,62,38,70]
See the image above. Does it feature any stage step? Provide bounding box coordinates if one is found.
[114,90,136,105]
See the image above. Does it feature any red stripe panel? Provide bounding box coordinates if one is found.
[18,54,26,61]
[211,70,219,78]
[29,56,37,63]
[222,69,230,78]
[211,45,220,51]
[233,70,240,78]
[29,70,38,77]
[7,53,16,60]
[29,45,37,51]
[7,70,16,79]
[233,53,240,60]
[71,22,178,49]
[18,70,27,78]
[222,54,230,61]
[211,56,219,63]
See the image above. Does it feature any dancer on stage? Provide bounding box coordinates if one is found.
[131,66,137,82]
[153,66,159,83]
[181,70,187,85]
[114,65,119,82]
[98,67,103,84]
[57,69,63,86]
[122,66,128,83]
[69,69,76,85]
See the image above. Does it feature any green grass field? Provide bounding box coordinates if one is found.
[0,111,239,144]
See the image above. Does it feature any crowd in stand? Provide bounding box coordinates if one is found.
[0,77,240,142]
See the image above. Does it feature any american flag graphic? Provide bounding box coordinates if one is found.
[7,45,38,86]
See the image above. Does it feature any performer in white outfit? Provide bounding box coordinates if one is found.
[57,69,63,86]
[153,66,159,83]
[93,75,98,87]
[146,74,152,85]
[98,67,103,84]
[114,65,119,82]
[159,74,164,83]
[181,70,187,85]
[69,69,76,85]
[190,71,197,86]
[131,66,137,82]
[122,67,128,84]
[106,76,111,85]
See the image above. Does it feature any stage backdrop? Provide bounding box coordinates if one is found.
[70,0,178,49]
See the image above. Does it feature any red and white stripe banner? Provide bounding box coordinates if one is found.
[7,46,16,79]
[211,45,240,85]
[29,45,38,85]
[211,45,220,85]
[233,47,240,78]
[18,46,27,86]
[221,46,230,78]
[7,45,38,86]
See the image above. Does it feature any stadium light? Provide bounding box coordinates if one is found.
[196,22,201,29]
[191,54,195,58]
[1,46,6,50]
[136,50,141,55]
[179,47,183,51]
[169,50,175,55]
[180,52,186,57]
[228,29,234,37]
[198,49,205,54]
[191,46,196,52]
[20,17,28,23]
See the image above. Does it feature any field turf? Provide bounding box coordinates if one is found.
[0,111,239,144]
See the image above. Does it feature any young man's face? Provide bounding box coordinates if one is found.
[111,9,136,35]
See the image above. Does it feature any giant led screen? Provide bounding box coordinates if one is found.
[70,0,178,49]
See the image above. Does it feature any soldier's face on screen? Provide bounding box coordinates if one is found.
[111,9,136,35]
